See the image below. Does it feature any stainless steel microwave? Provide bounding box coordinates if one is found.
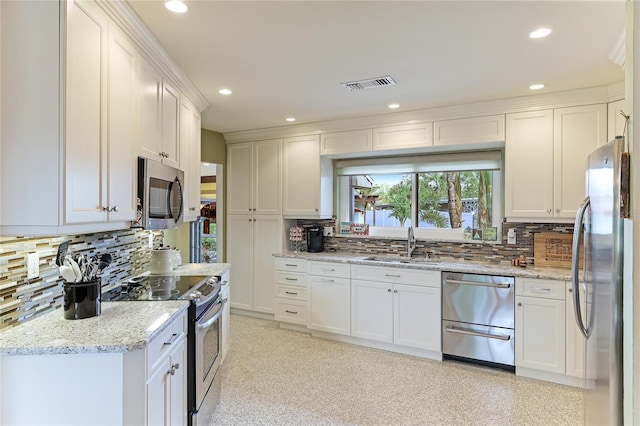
[133,157,184,229]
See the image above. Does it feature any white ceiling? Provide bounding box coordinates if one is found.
[127,1,626,135]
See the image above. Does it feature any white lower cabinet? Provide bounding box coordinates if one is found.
[309,262,351,335]
[351,265,441,351]
[515,278,565,374]
[146,334,186,426]
[228,214,283,314]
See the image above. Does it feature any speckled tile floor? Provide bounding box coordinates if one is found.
[199,315,583,425]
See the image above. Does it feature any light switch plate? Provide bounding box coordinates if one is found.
[27,253,39,279]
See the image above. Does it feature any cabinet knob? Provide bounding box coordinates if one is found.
[110,206,119,212]
[169,363,180,376]
[315,208,318,212]
[547,208,552,214]
[568,288,573,293]
[517,302,522,307]
[189,207,196,211]
[102,206,109,212]
[556,208,561,213]
[393,289,398,293]
[387,288,392,292]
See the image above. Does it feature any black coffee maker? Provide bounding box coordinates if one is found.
[306,227,324,252]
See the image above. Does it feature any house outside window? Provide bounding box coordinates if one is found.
[336,151,503,240]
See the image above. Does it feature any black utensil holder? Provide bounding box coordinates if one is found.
[63,280,101,320]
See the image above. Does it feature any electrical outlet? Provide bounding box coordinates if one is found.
[148,232,154,249]
[27,253,39,279]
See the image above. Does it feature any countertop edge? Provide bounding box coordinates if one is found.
[273,252,572,281]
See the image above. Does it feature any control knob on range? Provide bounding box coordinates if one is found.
[207,277,219,285]
[189,290,203,302]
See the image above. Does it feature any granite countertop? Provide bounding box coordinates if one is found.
[274,251,572,281]
[157,262,232,279]
[0,301,189,356]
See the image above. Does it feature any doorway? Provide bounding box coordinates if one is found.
[200,162,223,263]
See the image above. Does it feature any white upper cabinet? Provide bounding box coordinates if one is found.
[505,110,554,220]
[227,140,282,215]
[505,104,607,222]
[282,135,333,219]
[553,104,607,218]
[433,115,505,146]
[180,100,202,221]
[137,62,181,168]
[320,129,372,156]
[372,123,433,151]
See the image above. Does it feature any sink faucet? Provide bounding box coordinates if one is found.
[407,226,416,258]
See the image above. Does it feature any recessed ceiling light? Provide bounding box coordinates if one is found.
[165,0,188,13]
[218,88,232,95]
[388,104,400,109]
[285,117,296,122]
[529,28,551,39]
[529,84,545,90]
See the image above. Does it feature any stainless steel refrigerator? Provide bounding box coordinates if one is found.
[571,136,629,425]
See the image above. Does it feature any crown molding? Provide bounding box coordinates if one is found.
[224,83,624,144]
[96,0,209,112]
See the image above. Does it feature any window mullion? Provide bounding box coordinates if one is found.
[411,173,418,227]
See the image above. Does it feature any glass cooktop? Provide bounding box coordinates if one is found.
[102,275,213,302]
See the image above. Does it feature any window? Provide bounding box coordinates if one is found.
[336,151,502,239]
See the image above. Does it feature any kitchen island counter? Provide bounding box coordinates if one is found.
[274,251,571,281]
[0,301,189,356]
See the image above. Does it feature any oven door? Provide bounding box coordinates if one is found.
[194,296,225,411]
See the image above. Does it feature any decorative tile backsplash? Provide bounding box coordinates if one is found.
[293,219,574,265]
[0,229,163,331]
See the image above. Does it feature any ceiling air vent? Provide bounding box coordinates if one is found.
[341,75,396,91]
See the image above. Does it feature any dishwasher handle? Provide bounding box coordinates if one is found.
[444,278,512,289]
[445,325,511,341]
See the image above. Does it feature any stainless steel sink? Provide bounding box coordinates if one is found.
[361,255,437,264]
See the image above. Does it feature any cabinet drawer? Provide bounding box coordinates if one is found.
[351,264,440,287]
[276,284,308,301]
[274,271,308,287]
[274,299,308,325]
[516,278,565,300]
[147,313,186,376]
[309,261,350,278]
[274,257,308,272]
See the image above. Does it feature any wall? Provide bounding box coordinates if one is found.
[0,229,162,330]
[201,128,226,165]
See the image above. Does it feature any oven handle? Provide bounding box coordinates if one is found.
[197,298,227,331]
[444,279,511,289]
[445,326,511,341]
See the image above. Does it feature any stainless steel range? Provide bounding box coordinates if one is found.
[103,274,226,425]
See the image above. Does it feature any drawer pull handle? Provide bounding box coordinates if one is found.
[163,333,180,346]
[168,363,180,376]
[320,279,335,283]
[445,326,511,341]
[322,268,335,272]
[445,279,511,289]
[285,291,298,295]
[285,310,298,315]
[285,264,298,267]
[285,278,298,281]
[530,287,551,293]
[385,274,401,278]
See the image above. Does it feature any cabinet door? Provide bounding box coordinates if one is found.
[351,279,392,343]
[137,57,162,162]
[147,357,171,426]
[227,214,254,310]
[161,81,180,168]
[310,276,351,335]
[64,0,109,224]
[221,284,231,362]
[227,143,253,214]
[107,28,137,222]
[169,337,187,426]
[252,215,283,313]
[515,295,565,374]
[566,282,592,379]
[553,104,607,218]
[393,284,441,351]
[320,129,372,155]
[372,123,433,151]
[505,110,554,219]
[253,139,282,214]
[180,100,201,221]
[433,115,505,146]
[283,135,320,217]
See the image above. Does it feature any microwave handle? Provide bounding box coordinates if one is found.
[169,177,183,222]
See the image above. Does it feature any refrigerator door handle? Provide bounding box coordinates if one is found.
[571,196,591,338]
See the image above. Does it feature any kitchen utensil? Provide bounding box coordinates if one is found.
[59,265,77,282]
[67,257,82,283]
[55,241,69,267]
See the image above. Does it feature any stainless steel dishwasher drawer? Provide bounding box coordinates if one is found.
[442,272,515,329]
[442,320,515,366]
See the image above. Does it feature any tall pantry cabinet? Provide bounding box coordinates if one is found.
[227,140,283,314]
